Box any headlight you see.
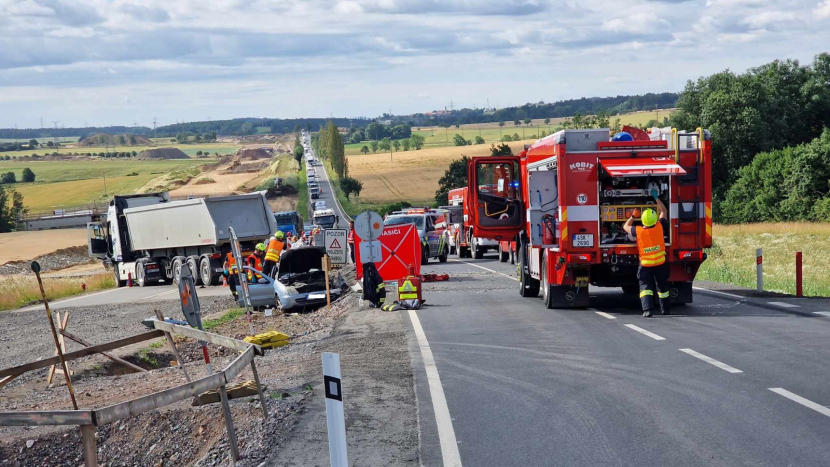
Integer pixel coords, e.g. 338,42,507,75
285,287,299,295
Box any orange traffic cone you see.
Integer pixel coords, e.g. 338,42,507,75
127,272,133,287
222,276,228,287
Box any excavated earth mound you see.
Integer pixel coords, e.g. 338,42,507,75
137,147,189,160
236,147,273,161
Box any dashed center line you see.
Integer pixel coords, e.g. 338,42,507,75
767,301,800,308
679,348,743,373
813,312,830,317
769,388,830,418
449,259,518,281
593,311,617,320
624,324,666,341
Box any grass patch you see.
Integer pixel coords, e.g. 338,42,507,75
202,307,246,331
0,273,115,312
138,348,161,368
697,223,830,297
148,340,165,349
193,177,216,185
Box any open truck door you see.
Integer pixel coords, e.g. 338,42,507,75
467,156,524,240
87,222,109,259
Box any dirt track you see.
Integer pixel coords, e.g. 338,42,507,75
0,229,87,264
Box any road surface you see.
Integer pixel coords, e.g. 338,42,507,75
304,132,351,223
405,252,830,466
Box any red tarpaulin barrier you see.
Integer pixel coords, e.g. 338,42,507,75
355,223,421,281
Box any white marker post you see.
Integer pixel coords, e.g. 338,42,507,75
322,352,348,467
756,248,763,293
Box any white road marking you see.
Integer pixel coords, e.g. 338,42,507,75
16,288,120,311
813,312,830,317
593,311,617,320
449,259,517,282
769,388,830,418
679,348,743,373
624,324,666,341
692,286,745,300
140,289,178,301
408,310,462,467
767,301,800,308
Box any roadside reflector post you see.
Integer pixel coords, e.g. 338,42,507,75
756,248,763,293
796,251,803,297
322,352,348,467
324,254,331,310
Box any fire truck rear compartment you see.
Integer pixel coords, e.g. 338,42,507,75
598,170,671,246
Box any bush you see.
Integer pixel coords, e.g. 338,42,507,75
0,172,15,184
512,133,521,141
340,176,364,200
474,135,485,145
126,172,139,177
453,134,468,146
21,168,35,183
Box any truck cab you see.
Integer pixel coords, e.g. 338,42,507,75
466,127,712,308
312,208,339,229
274,210,303,237
445,187,499,259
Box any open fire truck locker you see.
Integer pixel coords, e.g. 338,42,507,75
88,192,278,287
466,127,712,308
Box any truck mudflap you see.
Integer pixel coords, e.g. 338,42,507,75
548,284,589,308
670,281,693,304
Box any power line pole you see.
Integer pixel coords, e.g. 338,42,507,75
153,117,157,136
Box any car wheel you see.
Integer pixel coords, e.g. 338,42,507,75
275,295,285,314
518,243,539,298
541,255,554,309
439,243,448,263
421,245,429,265
455,235,466,258
136,262,147,287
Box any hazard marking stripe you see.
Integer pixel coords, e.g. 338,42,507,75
329,238,342,249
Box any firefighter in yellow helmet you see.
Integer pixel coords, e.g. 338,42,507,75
262,231,285,277
623,190,670,318
247,242,267,283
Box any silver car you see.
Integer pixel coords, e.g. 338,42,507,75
239,247,342,312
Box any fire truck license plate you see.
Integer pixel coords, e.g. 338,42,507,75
573,234,594,248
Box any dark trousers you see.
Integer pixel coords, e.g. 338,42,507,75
349,244,355,263
638,262,670,313
262,259,276,278
227,273,238,297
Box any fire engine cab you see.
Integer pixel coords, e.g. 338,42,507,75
444,187,499,259
466,127,712,308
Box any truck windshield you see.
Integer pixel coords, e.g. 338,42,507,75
275,214,296,225
385,215,424,229
314,215,336,225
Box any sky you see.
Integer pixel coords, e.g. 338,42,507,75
0,0,828,129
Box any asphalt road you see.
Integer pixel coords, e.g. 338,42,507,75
304,133,351,224
406,253,830,466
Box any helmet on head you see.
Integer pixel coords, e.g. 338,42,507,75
256,242,267,251
275,231,285,240
641,208,658,227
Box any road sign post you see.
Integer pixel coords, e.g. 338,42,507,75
796,251,803,297
324,229,348,265
756,248,763,293
322,352,348,467
354,211,384,265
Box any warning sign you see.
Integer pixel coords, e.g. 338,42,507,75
324,229,348,264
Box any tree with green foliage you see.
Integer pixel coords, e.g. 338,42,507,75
21,168,35,183
393,140,401,152
28,139,38,148
371,140,379,153
512,133,520,141
118,135,126,145
409,133,425,150
0,184,27,232
340,176,364,200
453,134,468,146
475,135,485,145
523,118,531,127
513,120,520,127
360,145,370,154
294,140,304,168
320,121,346,178
402,139,410,151
434,156,470,206
46,141,54,148
194,134,202,143
379,137,391,153
491,142,513,157
1,172,15,184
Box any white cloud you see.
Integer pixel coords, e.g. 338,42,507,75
816,0,830,19
601,12,670,34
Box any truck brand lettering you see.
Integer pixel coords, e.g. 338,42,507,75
569,162,594,172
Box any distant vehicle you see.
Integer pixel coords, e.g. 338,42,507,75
313,208,339,229
314,201,327,210
446,187,499,259
88,192,277,287
310,185,320,199
302,224,315,236
384,208,450,264
273,210,303,237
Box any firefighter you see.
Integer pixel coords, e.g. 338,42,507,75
347,220,355,263
223,252,239,299
263,231,285,277
247,243,266,283
623,192,670,318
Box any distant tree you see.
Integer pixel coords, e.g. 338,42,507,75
1,172,15,184
434,155,470,205
409,133,425,150
455,124,460,129
293,141,304,167
360,145,370,154
0,184,27,232
475,135,485,145
379,137,391,153
293,124,301,133
46,141,54,148
512,133,521,141
306,123,312,132
129,134,137,144
490,142,513,157
194,134,202,143
402,139,410,151
196,150,203,156
175,133,187,144
21,168,35,183
28,139,38,148
393,140,401,152
523,118,531,126
118,135,126,145
453,134,468,146
371,140,379,153
544,118,550,125
340,176,364,200
513,120,520,127
131,151,137,157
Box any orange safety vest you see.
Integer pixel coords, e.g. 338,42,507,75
636,223,666,267
226,253,238,273
264,238,284,263
247,254,263,281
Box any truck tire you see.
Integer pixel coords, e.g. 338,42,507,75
541,255,554,309
113,266,126,288
621,284,639,295
200,256,220,286
518,244,539,298
472,235,484,259
498,243,509,263
171,257,184,286
136,262,147,287
186,256,201,286
455,234,467,259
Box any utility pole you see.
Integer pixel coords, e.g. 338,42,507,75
51,121,59,148
40,117,43,129
103,173,107,196
153,117,157,136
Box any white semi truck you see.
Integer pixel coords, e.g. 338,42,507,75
88,192,278,287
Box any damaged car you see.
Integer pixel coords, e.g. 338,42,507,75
239,246,345,312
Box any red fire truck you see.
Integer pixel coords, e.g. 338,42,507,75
446,187,499,259
466,127,712,308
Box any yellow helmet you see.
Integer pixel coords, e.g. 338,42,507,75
641,208,658,227
256,242,267,251
275,231,285,240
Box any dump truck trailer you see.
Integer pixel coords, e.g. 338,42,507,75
88,192,278,287
466,127,712,308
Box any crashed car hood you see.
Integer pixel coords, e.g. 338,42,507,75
279,246,324,273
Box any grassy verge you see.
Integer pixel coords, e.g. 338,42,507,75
0,273,115,311
203,307,246,331
697,223,830,297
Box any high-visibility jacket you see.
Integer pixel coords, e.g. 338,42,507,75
226,253,239,273
347,229,354,244
636,223,666,267
247,255,263,281
264,238,284,263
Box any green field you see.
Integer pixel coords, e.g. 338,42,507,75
0,136,80,144
0,142,239,159
345,109,673,155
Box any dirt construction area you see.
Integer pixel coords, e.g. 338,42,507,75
0,230,88,265
0,269,418,466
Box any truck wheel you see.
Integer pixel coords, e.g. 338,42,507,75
518,246,539,298
541,255,554,309
136,262,147,287
113,266,126,288
472,235,484,259
455,235,466,258
621,284,639,295
171,257,184,286
199,257,215,286
498,243,509,263
186,256,202,286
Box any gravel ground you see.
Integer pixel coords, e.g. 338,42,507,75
0,246,95,276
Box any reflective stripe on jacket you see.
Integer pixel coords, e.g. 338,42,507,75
247,255,263,281
636,223,666,267
226,253,239,273
264,238,284,263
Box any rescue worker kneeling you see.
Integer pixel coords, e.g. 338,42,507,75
247,243,268,283
623,192,670,318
